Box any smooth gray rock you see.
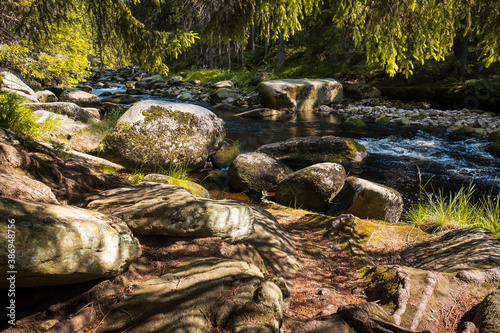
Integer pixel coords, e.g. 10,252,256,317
59,89,103,108
327,177,404,223
0,197,141,287
24,102,99,123
275,163,346,212
87,183,254,241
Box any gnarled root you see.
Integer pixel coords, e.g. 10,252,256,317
411,272,437,330
392,266,411,325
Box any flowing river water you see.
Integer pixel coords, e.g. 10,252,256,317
94,85,500,207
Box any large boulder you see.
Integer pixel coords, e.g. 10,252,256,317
103,100,225,171
86,183,255,241
59,89,103,108
228,152,293,192
474,288,500,333
96,258,285,333
24,102,99,123
402,228,500,272
344,83,382,100
0,70,38,102
0,197,141,287
327,177,404,223
256,136,367,167
257,79,343,111
275,163,346,212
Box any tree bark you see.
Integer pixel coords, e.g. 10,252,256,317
277,29,285,68
264,21,270,58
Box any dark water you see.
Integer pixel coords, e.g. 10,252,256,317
93,85,500,205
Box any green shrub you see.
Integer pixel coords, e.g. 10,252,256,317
0,91,40,136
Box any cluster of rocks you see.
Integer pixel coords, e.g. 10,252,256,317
321,103,500,137
226,136,404,223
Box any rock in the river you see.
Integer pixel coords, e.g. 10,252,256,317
474,288,500,333
275,163,346,212
101,94,140,104
24,102,99,123
327,177,404,223
402,227,500,272
96,258,285,333
228,152,293,192
213,80,234,89
35,90,58,103
257,79,343,111
344,83,382,100
0,173,59,204
87,183,254,241
0,197,141,287
0,70,38,102
486,141,500,158
256,136,367,166
135,74,165,89
59,89,103,108
103,100,225,171
210,88,241,104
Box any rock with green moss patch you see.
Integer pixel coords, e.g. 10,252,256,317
257,79,343,111
0,197,141,288
86,183,254,241
210,88,241,104
375,115,390,125
327,177,404,223
143,174,209,198
256,136,367,167
486,141,500,158
212,138,241,168
228,152,293,192
344,115,366,127
103,100,225,171
275,162,346,212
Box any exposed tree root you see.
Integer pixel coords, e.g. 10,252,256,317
411,272,437,330
337,304,432,333
326,214,355,239
392,266,411,325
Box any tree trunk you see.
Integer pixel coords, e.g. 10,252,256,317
277,29,285,68
251,23,256,54
453,24,468,77
227,41,231,71
264,21,270,58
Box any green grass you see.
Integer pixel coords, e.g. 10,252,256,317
0,91,61,138
405,183,500,235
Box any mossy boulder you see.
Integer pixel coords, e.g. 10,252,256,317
327,177,404,223
275,162,346,212
344,115,366,127
0,197,141,287
143,174,209,198
86,183,255,241
211,138,241,169
257,79,343,111
103,100,225,171
256,136,367,167
228,152,293,192
210,88,241,104
486,141,500,158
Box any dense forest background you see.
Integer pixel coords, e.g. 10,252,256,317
1,0,500,102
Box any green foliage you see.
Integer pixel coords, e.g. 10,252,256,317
0,92,40,136
173,69,256,87
405,183,500,235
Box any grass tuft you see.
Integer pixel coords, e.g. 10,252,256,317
405,182,500,235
